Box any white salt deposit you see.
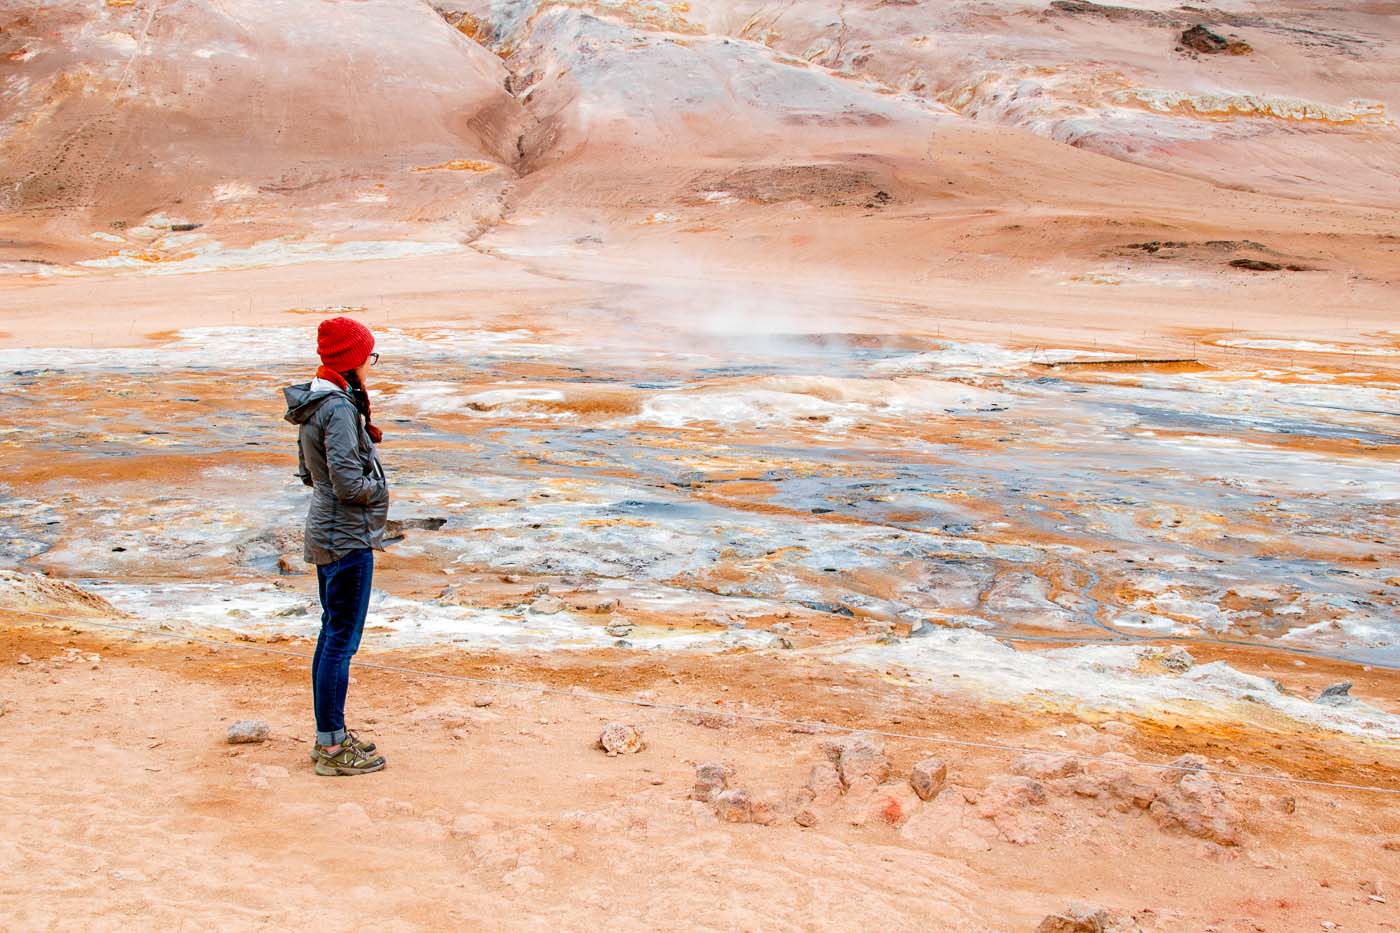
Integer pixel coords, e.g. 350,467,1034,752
843,629,1400,740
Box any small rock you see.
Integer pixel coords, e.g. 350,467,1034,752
472,696,495,708
1037,903,1110,933
804,758,845,807
530,595,565,615
713,789,776,825
819,733,890,790
1081,757,1157,810
1316,682,1353,705
1151,645,1195,673
276,555,307,576
713,788,753,822
226,719,270,744
596,722,644,756
16,654,31,665
981,776,1047,811
1012,752,1082,780
910,757,948,801
1179,23,1251,54
794,808,818,827
604,621,633,637
437,584,472,606
1229,258,1282,272
691,761,735,802
1163,753,1209,782
1149,771,1242,846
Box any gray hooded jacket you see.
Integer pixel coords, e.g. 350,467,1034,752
283,380,389,565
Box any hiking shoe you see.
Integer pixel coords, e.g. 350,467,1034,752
308,729,377,763
315,743,386,777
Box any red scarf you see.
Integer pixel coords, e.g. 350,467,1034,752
316,365,383,443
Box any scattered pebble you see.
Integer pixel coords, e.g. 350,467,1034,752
691,761,735,802
472,696,495,708
910,757,948,801
529,595,565,615
596,722,644,756
16,654,31,666
226,719,270,744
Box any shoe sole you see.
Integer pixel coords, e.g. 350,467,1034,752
309,745,376,763
315,758,386,777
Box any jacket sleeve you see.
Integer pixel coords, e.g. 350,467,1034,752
296,435,313,487
322,402,385,505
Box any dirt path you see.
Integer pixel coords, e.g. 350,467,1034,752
3,621,1397,931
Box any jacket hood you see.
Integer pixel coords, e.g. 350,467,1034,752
283,381,346,425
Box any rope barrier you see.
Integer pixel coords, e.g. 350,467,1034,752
5,604,1400,796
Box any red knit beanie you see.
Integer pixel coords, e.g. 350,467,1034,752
317,317,375,372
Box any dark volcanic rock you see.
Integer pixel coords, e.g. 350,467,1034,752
1180,24,1252,54
1049,0,1169,24
1317,681,1354,705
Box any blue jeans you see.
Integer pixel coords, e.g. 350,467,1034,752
312,548,374,746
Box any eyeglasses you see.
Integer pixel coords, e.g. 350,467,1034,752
369,352,380,367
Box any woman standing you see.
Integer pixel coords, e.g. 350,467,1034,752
282,317,389,776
